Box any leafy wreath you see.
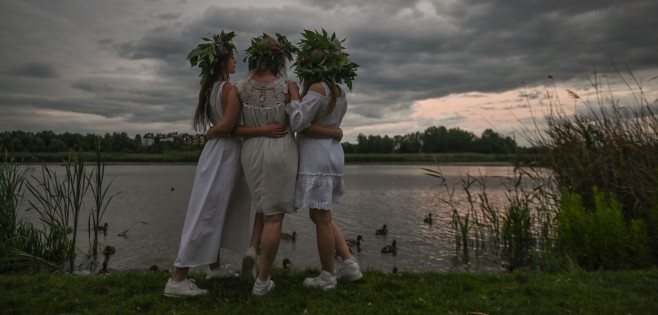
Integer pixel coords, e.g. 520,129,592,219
186,31,237,79
243,33,297,72
294,29,359,91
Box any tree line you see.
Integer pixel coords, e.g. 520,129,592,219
1,126,523,155
0,130,195,154
344,126,521,154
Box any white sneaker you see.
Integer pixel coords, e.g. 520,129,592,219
336,258,363,282
240,247,258,284
252,277,275,296
206,265,238,280
164,278,208,297
303,270,337,290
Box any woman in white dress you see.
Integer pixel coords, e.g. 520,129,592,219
164,31,252,297
233,34,299,296
286,30,362,290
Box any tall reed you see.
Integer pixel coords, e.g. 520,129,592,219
1,152,59,272
88,138,116,257
424,165,559,271
0,152,24,244
26,151,91,272
523,69,658,264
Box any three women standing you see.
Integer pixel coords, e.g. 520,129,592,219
166,29,361,297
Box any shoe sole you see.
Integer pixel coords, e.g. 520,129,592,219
304,284,336,290
339,272,363,282
252,281,275,296
164,292,207,298
303,281,336,290
240,255,256,284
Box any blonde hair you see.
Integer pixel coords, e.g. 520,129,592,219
251,37,287,77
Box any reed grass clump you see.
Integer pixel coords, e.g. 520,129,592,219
528,69,658,266
530,70,658,223
0,139,115,274
429,69,657,272
425,166,558,271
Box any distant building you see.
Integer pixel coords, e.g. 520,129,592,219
142,133,156,146
140,132,205,146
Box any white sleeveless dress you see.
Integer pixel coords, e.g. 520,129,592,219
174,81,254,268
286,83,347,210
236,77,298,215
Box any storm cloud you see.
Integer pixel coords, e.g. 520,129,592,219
1,0,656,143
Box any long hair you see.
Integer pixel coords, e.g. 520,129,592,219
192,52,232,132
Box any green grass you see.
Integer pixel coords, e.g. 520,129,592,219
1,267,657,314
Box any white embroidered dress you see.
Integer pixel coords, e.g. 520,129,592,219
286,83,347,210
237,77,298,215
174,81,253,268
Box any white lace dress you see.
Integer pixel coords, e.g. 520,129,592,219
286,83,347,210
237,77,298,215
174,81,254,268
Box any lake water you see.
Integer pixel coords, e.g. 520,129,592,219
18,163,516,274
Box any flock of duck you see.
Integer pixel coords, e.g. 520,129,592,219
281,213,434,260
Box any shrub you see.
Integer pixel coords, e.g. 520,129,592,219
557,188,651,270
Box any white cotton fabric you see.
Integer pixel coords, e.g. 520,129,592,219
174,81,254,268
286,82,347,210
237,77,298,215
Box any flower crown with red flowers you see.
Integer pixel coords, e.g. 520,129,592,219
294,29,358,91
187,31,237,79
243,33,297,72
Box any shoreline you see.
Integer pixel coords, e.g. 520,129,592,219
8,152,537,166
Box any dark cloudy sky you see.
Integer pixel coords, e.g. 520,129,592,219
1,0,657,144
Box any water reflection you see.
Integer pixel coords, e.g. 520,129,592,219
18,164,516,274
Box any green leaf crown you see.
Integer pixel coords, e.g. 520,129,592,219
243,33,297,72
294,29,359,91
187,31,237,78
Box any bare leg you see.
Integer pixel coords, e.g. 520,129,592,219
310,209,335,274
250,213,264,252
332,222,353,261
258,213,284,280
171,267,189,282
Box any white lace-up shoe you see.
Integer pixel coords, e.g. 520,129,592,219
252,277,275,296
206,265,238,280
240,247,258,284
164,278,208,297
303,270,337,290
336,258,363,281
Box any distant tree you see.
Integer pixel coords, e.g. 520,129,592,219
11,138,23,152
445,127,476,152
48,139,67,152
476,129,518,154
342,142,356,154
421,126,448,153
26,137,45,152
397,132,422,153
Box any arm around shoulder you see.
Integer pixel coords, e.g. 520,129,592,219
206,84,240,139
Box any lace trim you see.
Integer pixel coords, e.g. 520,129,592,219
295,201,332,210
297,173,342,184
242,103,285,110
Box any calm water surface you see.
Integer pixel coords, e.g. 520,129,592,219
20,164,516,274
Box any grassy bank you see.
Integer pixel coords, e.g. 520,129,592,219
2,268,657,314
8,151,537,165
